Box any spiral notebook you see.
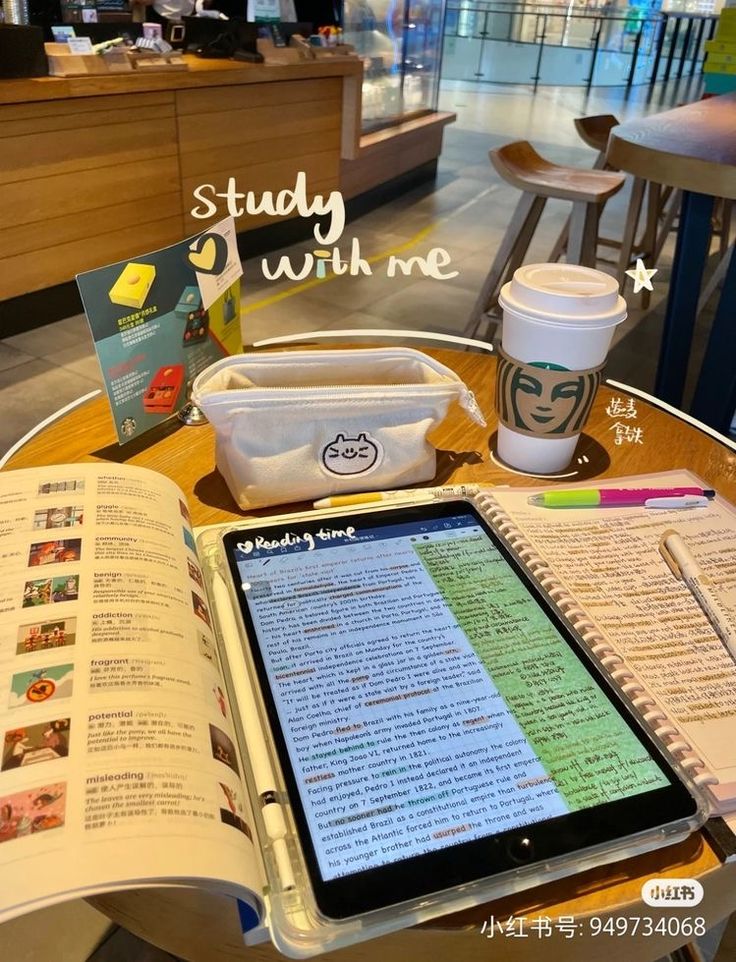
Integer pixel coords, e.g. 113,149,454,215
474,470,736,815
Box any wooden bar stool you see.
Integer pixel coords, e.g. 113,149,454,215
466,141,625,339
549,114,621,262
578,114,675,287
574,113,619,169
553,114,680,309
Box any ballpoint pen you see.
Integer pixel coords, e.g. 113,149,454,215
314,484,485,509
528,487,715,508
212,572,296,890
659,528,736,664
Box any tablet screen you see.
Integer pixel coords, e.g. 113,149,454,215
223,502,695,914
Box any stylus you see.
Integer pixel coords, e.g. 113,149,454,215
659,529,736,664
314,483,484,508
212,572,297,891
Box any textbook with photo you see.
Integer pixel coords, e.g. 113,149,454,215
0,462,725,955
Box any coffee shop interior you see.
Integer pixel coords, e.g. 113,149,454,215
1,0,735,453
1,0,736,958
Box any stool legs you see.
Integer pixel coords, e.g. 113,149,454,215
652,189,681,264
549,220,569,263
468,193,609,339
568,201,600,268
617,177,647,291
466,193,546,339
617,180,682,306
714,199,733,259
698,243,733,315
638,182,661,260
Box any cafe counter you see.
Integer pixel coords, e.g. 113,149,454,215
0,57,454,304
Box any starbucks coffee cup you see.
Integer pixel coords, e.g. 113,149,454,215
495,264,627,474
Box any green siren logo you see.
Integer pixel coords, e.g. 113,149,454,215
496,348,602,439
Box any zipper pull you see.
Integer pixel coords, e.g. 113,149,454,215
458,388,486,426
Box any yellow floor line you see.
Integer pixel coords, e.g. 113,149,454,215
244,224,436,314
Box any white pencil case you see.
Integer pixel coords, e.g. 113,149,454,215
191,348,486,510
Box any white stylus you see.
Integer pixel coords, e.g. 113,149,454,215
212,572,296,891
659,529,736,663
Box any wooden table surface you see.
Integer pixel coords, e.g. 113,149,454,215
607,92,736,199
5,348,736,962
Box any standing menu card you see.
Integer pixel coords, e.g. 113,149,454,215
77,217,243,445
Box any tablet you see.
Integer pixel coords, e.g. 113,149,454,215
221,499,699,920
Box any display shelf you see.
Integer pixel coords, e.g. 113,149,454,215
343,0,446,132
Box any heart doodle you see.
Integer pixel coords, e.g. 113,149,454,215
188,232,229,275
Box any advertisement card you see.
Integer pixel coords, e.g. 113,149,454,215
77,217,242,445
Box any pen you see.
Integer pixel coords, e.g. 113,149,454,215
659,529,736,664
212,573,296,890
528,487,715,508
314,484,484,509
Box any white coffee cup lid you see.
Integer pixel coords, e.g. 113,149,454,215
499,263,627,328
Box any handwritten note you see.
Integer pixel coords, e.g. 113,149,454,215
489,471,736,790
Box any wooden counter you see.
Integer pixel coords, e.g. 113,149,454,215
0,56,453,304
0,56,364,104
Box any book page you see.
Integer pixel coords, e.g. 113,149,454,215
0,463,262,922
488,472,736,800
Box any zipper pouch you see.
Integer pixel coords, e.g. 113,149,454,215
191,348,486,510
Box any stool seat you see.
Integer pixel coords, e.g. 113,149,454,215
574,114,619,155
490,141,625,204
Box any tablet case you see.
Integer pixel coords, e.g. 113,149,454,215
195,508,707,959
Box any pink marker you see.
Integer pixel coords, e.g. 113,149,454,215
527,487,716,508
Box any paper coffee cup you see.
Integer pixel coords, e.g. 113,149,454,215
495,264,627,474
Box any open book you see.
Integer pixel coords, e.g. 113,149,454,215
0,463,267,939
0,463,730,954
479,470,736,815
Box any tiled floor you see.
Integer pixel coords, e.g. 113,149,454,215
0,74,732,962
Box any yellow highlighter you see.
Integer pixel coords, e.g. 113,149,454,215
314,484,483,509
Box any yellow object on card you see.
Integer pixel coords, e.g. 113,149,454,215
705,39,736,53
704,60,736,73
108,262,156,309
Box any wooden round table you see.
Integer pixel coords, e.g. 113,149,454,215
5,347,736,962
607,92,736,436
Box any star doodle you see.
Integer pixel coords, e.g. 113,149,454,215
625,258,658,293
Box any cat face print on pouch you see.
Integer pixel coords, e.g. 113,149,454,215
320,433,383,476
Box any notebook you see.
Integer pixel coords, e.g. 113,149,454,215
475,469,736,815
